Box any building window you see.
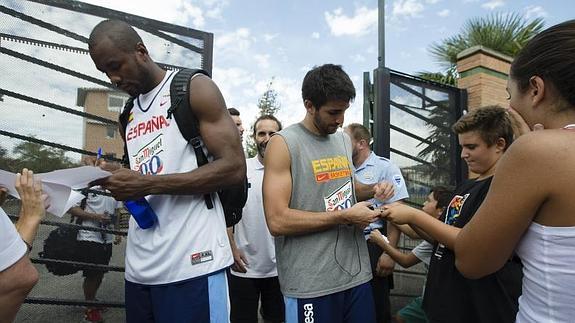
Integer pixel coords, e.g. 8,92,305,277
108,94,126,112
106,125,116,139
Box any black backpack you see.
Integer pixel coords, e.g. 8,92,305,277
39,191,91,276
118,68,247,227
39,224,81,276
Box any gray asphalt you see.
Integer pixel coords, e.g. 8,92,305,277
12,212,422,322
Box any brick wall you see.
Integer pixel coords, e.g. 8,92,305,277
456,45,512,111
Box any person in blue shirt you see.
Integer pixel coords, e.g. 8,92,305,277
344,123,409,323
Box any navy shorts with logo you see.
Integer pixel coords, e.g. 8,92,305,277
125,269,229,323
284,281,375,323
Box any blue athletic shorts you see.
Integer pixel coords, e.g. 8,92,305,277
125,269,230,323
284,281,375,323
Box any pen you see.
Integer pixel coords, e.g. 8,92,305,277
96,147,103,161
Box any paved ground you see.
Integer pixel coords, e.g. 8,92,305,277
14,214,127,323
13,214,425,322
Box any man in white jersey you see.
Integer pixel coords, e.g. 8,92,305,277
88,20,245,323
0,169,46,322
228,115,284,323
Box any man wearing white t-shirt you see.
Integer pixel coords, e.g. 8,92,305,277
69,158,123,323
228,115,284,323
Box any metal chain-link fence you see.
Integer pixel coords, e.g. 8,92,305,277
1,1,213,321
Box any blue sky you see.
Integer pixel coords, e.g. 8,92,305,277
79,0,575,130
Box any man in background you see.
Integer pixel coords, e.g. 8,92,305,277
345,123,409,323
228,115,284,323
228,108,245,141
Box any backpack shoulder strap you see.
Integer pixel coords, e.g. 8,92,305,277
119,97,135,168
167,68,214,209
167,68,209,143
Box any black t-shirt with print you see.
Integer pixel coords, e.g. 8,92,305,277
423,177,523,323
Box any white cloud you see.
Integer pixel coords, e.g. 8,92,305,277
182,3,206,28
437,9,450,17
351,54,366,63
392,0,425,18
524,5,547,19
204,0,228,19
425,0,440,4
311,32,320,39
481,0,504,10
215,28,253,52
83,0,229,28
254,54,271,69
324,7,378,37
400,51,412,59
263,33,279,42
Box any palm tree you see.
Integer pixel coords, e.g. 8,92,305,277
415,13,544,183
430,13,544,70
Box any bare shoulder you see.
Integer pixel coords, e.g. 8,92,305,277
265,135,290,169
507,130,573,162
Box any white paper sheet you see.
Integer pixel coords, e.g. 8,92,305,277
0,166,112,217
39,166,112,189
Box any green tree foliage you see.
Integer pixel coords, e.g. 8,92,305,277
414,14,543,183
430,13,544,70
246,79,281,158
0,140,75,173
418,13,544,87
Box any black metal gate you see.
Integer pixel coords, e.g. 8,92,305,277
363,67,467,307
0,1,213,321
365,68,467,205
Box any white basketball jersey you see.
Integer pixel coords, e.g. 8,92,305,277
124,70,232,285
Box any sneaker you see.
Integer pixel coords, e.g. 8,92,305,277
93,299,108,313
84,308,104,323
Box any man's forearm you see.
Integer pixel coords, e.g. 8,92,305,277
227,227,237,249
354,181,374,202
266,208,348,237
147,158,245,196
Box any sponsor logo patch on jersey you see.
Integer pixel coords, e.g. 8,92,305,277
311,155,351,183
132,134,165,175
324,180,353,211
191,250,214,265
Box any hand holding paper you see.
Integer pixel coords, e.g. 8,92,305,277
0,166,112,217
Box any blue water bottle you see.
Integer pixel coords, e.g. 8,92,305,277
124,198,157,229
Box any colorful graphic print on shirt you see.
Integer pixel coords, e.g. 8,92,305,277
324,180,353,211
311,155,351,183
131,134,165,175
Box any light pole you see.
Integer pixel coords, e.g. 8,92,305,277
372,0,391,158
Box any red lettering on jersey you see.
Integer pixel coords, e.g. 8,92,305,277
126,115,171,141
